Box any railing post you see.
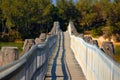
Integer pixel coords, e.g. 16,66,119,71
0,21,59,80
86,46,88,77
68,21,120,80
111,63,113,80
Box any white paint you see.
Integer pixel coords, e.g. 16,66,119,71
68,22,120,80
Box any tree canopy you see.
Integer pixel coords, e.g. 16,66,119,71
0,0,120,41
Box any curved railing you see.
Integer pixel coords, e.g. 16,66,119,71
0,34,57,80
68,22,120,80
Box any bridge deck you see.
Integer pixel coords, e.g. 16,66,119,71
45,31,86,80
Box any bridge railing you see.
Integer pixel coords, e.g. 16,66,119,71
0,34,57,80
68,22,120,80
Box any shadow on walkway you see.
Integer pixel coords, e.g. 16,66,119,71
45,31,86,80
51,32,69,80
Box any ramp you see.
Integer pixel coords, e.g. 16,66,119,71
45,31,86,80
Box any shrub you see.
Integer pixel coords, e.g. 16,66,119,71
112,34,120,42
9,30,21,42
91,27,103,37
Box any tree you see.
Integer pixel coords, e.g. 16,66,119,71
76,0,95,30
0,0,56,40
91,27,103,37
56,0,79,31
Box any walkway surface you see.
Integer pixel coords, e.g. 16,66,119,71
45,31,86,80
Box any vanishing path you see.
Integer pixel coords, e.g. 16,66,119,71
45,31,86,80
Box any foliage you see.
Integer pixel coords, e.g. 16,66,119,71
56,0,79,31
91,27,103,37
0,42,23,53
114,45,120,63
115,45,120,56
111,22,120,34
0,0,120,41
0,0,56,40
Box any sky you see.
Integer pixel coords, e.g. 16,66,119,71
52,0,114,5
52,0,78,6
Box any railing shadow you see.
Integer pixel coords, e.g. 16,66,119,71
61,32,68,80
51,32,69,80
51,32,61,80
62,32,72,80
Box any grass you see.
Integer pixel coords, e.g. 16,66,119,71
0,42,23,54
0,41,120,63
114,45,120,63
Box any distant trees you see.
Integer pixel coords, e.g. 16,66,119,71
75,0,120,41
56,0,78,31
0,0,120,41
0,0,56,41
91,27,103,37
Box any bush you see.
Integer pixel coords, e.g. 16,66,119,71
111,22,120,34
91,27,103,37
9,30,21,42
0,30,22,42
112,34,120,42
0,35,9,42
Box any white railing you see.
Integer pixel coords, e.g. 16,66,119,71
68,22,120,80
0,35,57,80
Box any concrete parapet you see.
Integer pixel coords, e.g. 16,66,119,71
90,40,99,47
69,21,79,36
23,39,35,53
50,21,60,35
0,51,4,66
35,33,47,44
0,32,57,79
35,38,40,44
101,41,115,58
79,34,84,39
0,47,18,66
83,36,92,43
39,33,46,42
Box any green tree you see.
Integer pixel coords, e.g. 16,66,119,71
76,0,95,30
56,0,79,31
0,0,56,40
91,27,103,37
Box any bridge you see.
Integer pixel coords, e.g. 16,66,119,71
0,22,120,80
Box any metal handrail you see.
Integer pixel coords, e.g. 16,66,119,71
68,22,120,80
0,35,57,80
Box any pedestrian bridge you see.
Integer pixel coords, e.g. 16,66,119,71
0,22,120,80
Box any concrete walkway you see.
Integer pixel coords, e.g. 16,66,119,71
45,31,86,80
